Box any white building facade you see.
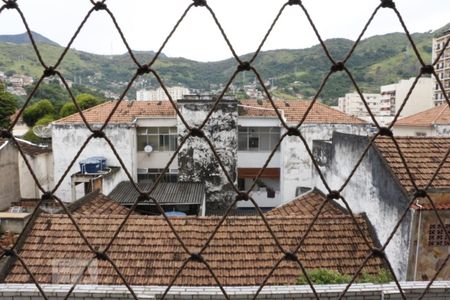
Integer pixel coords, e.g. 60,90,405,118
136,86,190,101
432,30,450,106
52,98,369,210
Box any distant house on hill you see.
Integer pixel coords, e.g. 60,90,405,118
51,96,369,214
313,132,450,281
393,104,450,136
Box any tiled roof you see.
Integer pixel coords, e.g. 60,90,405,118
266,189,346,217
54,101,176,124
16,139,51,156
108,181,205,205
411,203,450,210
375,137,450,191
0,138,51,156
69,191,134,216
54,99,365,125
395,104,450,127
240,99,366,125
5,214,384,286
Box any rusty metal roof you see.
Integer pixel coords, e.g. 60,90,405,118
108,181,205,206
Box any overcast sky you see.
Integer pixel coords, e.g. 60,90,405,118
0,0,449,62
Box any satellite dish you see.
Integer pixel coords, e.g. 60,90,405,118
144,145,153,153
33,125,52,138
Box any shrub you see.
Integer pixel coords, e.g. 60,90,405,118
297,268,392,285
22,99,54,127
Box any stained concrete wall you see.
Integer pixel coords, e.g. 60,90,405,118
0,141,20,210
312,132,412,280
177,98,238,211
408,208,450,281
280,124,371,203
19,151,53,199
52,124,137,202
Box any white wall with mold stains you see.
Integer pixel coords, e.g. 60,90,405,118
280,123,371,203
51,124,137,202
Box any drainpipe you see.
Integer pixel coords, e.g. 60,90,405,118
413,200,423,281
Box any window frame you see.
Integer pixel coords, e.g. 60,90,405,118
137,127,178,152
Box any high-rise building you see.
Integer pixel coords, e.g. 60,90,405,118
432,30,450,106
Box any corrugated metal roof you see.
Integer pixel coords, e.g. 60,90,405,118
108,181,205,205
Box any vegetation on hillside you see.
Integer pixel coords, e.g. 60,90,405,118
1,23,449,106
0,84,17,128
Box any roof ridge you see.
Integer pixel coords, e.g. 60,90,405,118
431,103,449,125
54,100,114,124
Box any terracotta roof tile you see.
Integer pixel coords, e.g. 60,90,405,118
395,104,450,127
266,189,346,217
71,192,135,216
54,99,365,125
0,138,51,156
240,99,366,125
5,214,384,286
54,101,176,125
375,137,450,191
411,203,450,210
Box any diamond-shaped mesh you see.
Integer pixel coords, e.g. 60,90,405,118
1,0,450,299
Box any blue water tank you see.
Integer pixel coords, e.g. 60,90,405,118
79,158,102,174
90,156,107,170
165,211,187,217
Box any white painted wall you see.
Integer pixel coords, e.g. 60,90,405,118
280,124,370,203
137,152,178,169
0,141,20,210
237,152,280,168
394,77,433,117
52,124,137,202
19,151,53,199
393,126,432,137
313,132,412,280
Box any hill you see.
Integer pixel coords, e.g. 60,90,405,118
0,31,60,46
1,23,449,104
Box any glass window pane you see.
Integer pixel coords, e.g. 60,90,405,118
169,135,177,151
249,137,259,150
159,127,169,134
238,133,247,150
148,135,159,150
259,134,270,151
147,128,158,134
137,135,147,151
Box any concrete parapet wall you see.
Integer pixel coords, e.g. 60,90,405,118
1,282,450,299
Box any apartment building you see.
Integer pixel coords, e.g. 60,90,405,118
432,30,450,106
51,97,368,212
136,86,190,101
338,92,383,116
380,77,433,117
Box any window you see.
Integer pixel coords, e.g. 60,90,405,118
428,224,450,246
137,168,178,183
238,127,280,151
415,132,427,137
137,127,177,151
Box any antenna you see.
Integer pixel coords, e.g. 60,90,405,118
33,125,52,139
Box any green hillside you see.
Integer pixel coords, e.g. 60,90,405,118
1,23,449,104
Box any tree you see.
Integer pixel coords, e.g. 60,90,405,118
59,93,101,118
22,99,55,127
0,84,17,129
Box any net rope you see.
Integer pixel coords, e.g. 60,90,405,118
0,0,449,299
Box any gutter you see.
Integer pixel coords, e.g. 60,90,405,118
413,201,423,281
